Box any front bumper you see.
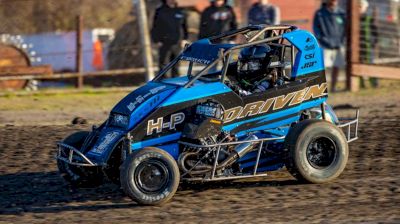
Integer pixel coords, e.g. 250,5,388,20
338,110,359,143
56,142,101,167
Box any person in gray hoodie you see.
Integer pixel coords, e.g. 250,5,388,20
313,0,346,92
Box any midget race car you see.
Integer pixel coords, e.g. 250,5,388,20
57,25,359,205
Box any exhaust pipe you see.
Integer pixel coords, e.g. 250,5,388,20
218,135,258,168
179,135,259,175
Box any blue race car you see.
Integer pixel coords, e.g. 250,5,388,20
57,25,359,205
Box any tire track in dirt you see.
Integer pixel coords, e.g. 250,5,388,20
0,112,399,223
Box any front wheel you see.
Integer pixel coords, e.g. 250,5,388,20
285,119,349,184
120,147,180,205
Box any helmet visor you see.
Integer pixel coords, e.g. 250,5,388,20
238,59,262,72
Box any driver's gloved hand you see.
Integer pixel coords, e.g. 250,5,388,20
254,81,271,93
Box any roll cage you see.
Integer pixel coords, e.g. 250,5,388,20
153,25,298,88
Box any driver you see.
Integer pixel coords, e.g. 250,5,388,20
234,44,283,95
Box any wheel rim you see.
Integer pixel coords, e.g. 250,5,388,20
135,159,169,194
306,136,337,169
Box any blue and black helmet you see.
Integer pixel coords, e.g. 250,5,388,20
238,44,271,73
239,44,271,60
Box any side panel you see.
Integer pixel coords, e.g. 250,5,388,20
129,71,327,141
128,82,240,143
128,71,327,151
283,30,325,78
222,71,327,135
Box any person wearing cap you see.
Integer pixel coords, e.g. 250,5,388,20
198,0,238,40
248,0,280,25
359,0,379,88
313,0,346,92
151,0,188,77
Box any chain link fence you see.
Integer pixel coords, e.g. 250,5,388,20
347,0,400,90
359,0,400,65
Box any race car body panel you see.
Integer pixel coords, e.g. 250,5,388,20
283,30,325,78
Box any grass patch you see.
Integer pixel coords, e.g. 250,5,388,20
0,80,399,112
0,91,130,111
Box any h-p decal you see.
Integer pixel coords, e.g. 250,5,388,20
147,112,185,135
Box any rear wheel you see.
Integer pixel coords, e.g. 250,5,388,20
120,147,180,205
57,131,103,187
285,119,348,183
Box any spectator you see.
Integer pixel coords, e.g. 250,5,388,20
151,0,188,77
359,0,379,88
198,0,237,40
313,0,346,92
248,0,280,25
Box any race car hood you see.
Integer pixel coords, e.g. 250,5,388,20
110,81,178,129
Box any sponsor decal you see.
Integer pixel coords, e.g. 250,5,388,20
305,44,316,51
224,83,328,123
91,131,121,154
147,112,185,135
305,53,315,60
301,61,317,69
181,56,211,65
127,86,166,112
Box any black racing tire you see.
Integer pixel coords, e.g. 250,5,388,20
120,147,180,205
104,143,124,186
285,119,348,184
57,131,103,187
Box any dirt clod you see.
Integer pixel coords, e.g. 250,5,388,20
71,117,88,125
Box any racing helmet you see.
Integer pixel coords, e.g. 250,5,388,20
237,44,271,76
237,44,271,87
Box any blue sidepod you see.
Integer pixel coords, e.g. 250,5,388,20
85,82,178,163
84,79,233,163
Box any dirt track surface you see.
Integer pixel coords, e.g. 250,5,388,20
1,92,400,223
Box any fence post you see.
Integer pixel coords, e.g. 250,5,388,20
76,15,84,88
133,0,155,81
346,0,360,92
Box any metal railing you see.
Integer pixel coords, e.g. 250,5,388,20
338,110,360,143
56,142,99,167
179,135,285,182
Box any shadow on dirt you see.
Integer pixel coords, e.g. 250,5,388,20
0,171,297,214
0,171,133,214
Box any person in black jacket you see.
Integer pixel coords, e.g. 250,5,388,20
151,0,188,77
198,0,237,40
